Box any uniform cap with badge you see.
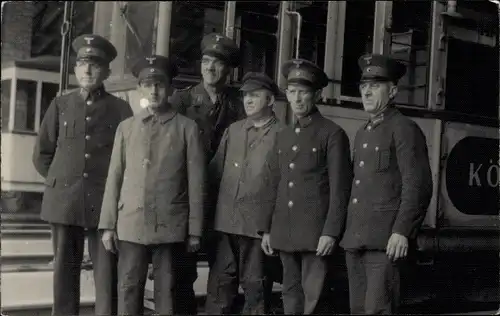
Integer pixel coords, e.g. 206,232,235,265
281,59,329,90
358,54,407,84
72,34,117,64
131,55,178,83
201,33,240,67
240,72,280,96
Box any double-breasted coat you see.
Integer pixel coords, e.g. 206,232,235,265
98,108,206,245
32,87,133,228
340,108,433,250
259,107,353,252
210,116,285,239
170,82,245,161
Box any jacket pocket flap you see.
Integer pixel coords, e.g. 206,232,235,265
44,176,56,187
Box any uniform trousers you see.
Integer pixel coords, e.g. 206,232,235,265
345,250,401,314
117,240,186,316
51,224,117,316
279,251,328,315
205,233,265,314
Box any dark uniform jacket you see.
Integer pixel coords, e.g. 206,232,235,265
170,82,245,161
98,108,206,245
340,108,433,251
259,107,353,252
210,115,285,239
32,87,133,228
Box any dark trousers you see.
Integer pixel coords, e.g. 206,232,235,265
280,251,327,315
205,233,265,314
345,250,401,314
51,224,117,316
117,241,184,316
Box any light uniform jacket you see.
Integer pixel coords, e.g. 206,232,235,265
210,115,285,239
32,87,133,228
98,107,206,245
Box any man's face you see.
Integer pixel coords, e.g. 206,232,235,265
201,54,229,85
286,83,318,117
359,80,397,114
138,80,170,110
74,60,109,90
243,89,273,119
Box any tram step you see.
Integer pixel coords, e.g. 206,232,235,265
1,229,52,239
0,213,45,224
1,222,51,230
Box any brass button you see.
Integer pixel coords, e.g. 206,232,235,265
63,121,68,126
234,162,239,167
375,146,379,151
352,198,358,204
85,135,91,140
312,148,317,152
85,116,91,122
295,128,301,134
289,163,295,169
84,153,90,159
292,145,298,152
83,173,88,178
288,181,294,188
363,143,368,148
86,100,93,106
367,125,372,131
359,161,365,167
355,179,360,185
288,201,294,208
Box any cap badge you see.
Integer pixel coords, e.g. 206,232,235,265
84,36,94,45
366,67,372,73
292,60,303,68
85,48,92,53
150,68,156,73
145,57,156,65
212,44,220,50
294,70,302,77
363,55,372,65
215,34,224,42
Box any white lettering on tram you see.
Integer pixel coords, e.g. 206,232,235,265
486,164,500,187
469,163,482,187
468,162,499,188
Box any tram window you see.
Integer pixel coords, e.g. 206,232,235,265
445,38,499,119
170,1,225,77
390,1,431,108
1,80,11,132
293,1,327,70
341,1,375,98
123,1,157,74
234,2,279,81
13,80,37,132
40,82,59,121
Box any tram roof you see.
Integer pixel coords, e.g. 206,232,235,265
1,55,76,74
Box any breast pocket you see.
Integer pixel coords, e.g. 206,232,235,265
376,148,391,172
296,144,322,171
61,120,76,138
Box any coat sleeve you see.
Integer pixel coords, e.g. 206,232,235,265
322,128,353,238
186,122,206,237
98,122,126,231
32,98,59,177
391,120,433,238
257,136,281,235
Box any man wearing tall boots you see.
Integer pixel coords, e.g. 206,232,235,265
32,34,133,315
259,59,353,315
340,54,433,314
170,32,245,314
99,55,206,315
205,72,284,314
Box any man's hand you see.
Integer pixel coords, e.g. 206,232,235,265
261,233,275,256
101,230,118,253
386,232,408,262
316,235,336,256
187,235,201,253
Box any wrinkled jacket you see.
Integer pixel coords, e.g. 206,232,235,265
210,116,285,238
98,108,206,245
340,108,433,250
32,87,133,228
259,108,353,252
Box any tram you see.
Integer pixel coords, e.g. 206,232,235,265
1,0,498,310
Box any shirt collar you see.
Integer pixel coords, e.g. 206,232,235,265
80,85,106,102
139,105,177,124
295,106,320,128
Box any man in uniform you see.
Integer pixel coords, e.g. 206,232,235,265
205,72,284,314
98,55,206,315
32,34,133,316
340,54,433,314
170,32,245,314
259,59,353,315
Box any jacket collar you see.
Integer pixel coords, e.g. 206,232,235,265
364,107,399,130
79,85,106,102
139,105,177,124
295,106,320,128
243,114,277,130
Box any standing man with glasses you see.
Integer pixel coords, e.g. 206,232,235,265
340,54,432,314
32,34,133,316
